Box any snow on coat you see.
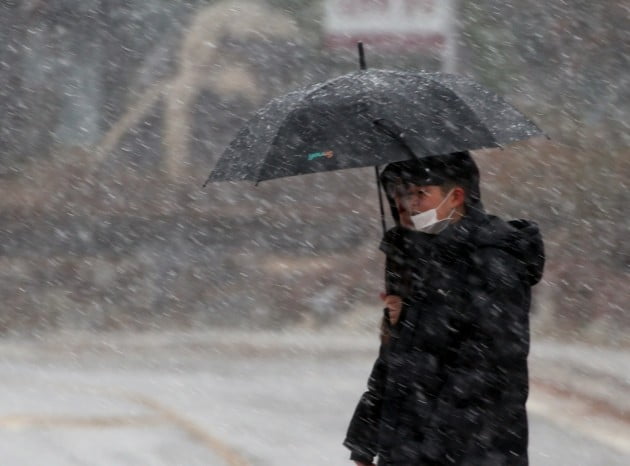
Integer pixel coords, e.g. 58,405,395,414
344,209,545,465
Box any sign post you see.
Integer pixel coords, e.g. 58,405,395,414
324,0,457,72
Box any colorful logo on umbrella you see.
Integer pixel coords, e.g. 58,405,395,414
307,150,334,161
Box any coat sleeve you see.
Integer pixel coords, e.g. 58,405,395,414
418,247,531,462
343,343,388,463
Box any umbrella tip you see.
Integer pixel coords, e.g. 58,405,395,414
358,42,367,70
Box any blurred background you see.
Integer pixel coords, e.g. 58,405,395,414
1,0,628,344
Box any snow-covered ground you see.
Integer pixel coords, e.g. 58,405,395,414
0,330,628,465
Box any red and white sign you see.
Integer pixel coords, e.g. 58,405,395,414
324,0,456,69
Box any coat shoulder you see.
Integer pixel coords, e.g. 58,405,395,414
472,215,545,287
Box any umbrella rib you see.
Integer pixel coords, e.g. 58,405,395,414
419,73,502,150
251,91,306,182
253,105,301,182
369,68,499,149
254,73,359,182
403,69,542,146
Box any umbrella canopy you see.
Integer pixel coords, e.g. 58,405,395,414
204,69,544,184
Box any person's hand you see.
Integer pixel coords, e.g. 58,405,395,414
380,292,402,325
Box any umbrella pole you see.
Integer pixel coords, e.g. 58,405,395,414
375,166,387,234
358,42,386,234
358,42,367,70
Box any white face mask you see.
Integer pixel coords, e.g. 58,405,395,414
410,189,455,234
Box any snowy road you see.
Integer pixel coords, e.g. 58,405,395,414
0,331,628,465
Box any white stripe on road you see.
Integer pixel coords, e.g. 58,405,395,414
0,378,252,466
0,414,161,429
529,380,630,455
123,392,251,466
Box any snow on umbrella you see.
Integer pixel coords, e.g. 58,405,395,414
204,68,544,184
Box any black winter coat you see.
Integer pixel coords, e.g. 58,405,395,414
344,210,545,466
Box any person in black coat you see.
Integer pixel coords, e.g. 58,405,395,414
344,152,545,466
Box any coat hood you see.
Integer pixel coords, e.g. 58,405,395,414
381,212,545,288
473,216,545,286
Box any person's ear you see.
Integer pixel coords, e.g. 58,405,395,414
451,187,466,208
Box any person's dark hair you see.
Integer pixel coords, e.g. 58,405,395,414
438,180,458,197
380,151,483,213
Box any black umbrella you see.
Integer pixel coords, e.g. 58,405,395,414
204,44,544,230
